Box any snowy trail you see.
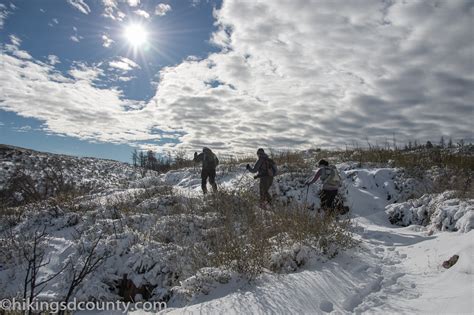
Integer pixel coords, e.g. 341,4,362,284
156,167,473,314
162,224,454,314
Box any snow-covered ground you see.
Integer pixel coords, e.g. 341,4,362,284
158,167,473,314
161,230,473,314
0,144,147,193
1,148,472,314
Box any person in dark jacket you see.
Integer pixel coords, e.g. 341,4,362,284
305,159,341,211
194,147,219,194
246,148,274,207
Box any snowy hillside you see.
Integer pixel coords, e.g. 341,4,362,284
0,147,472,314
0,144,149,205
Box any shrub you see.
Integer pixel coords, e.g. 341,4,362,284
153,189,356,279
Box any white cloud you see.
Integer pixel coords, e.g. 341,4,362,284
145,0,474,152
48,55,60,65
101,0,125,21
155,3,171,16
102,34,114,48
12,50,32,60
190,0,201,7
70,35,80,42
109,57,140,71
0,4,10,29
101,0,117,7
134,9,150,19
9,34,21,46
68,62,103,81
4,38,32,60
117,11,126,20
127,0,140,7
0,0,472,154
13,125,32,133
118,76,134,82
67,0,91,15
0,54,157,145
49,18,59,27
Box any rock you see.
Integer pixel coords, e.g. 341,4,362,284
442,255,459,269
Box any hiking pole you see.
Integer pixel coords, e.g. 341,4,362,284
236,167,248,189
304,185,309,206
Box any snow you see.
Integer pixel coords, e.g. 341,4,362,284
386,191,474,232
162,225,473,315
1,146,473,314
158,165,473,314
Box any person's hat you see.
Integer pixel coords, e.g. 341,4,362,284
318,159,329,166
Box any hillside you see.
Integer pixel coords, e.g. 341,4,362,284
0,146,472,314
0,144,148,205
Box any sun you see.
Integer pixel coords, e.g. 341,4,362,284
124,24,148,47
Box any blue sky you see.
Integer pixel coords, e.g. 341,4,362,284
1,0,221,162
1,0,473,163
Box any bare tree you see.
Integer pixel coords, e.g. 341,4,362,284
60,234,110,314
139,151,146,168
439,136,445,148
146,150,157,170
20,227,67,314
132,149,138,167
448,137,453,148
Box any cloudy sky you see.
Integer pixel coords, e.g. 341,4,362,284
1,0,473,162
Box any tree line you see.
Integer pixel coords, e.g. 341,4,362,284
131,149,193,172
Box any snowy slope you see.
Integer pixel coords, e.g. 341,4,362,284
1,150,472,314
158,167,473,314
0,144,146,193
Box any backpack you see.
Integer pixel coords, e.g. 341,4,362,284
321,165,341,187
264,157,278,177
203,151,219,169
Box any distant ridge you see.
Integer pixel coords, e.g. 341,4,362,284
0,143,124,163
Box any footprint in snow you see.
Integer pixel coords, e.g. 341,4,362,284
383,272,406,287
319,300,333,313
342,276,383,311
382,258,402,265
374,247,385,253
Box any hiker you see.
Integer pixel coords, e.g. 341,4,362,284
246,148,277,207
194,147,219,194
305,159,341,211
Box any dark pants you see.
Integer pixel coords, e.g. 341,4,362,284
201,168,217,194
259,176,273,203
320,189,338,210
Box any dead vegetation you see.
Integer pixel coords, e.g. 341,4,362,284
148,188,357,279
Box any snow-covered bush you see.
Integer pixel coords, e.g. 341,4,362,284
170,267,234,304
268,241,312,273
386,191,474,232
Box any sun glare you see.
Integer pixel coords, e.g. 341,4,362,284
124,24,148,47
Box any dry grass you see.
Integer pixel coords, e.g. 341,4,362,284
159,188,356,278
